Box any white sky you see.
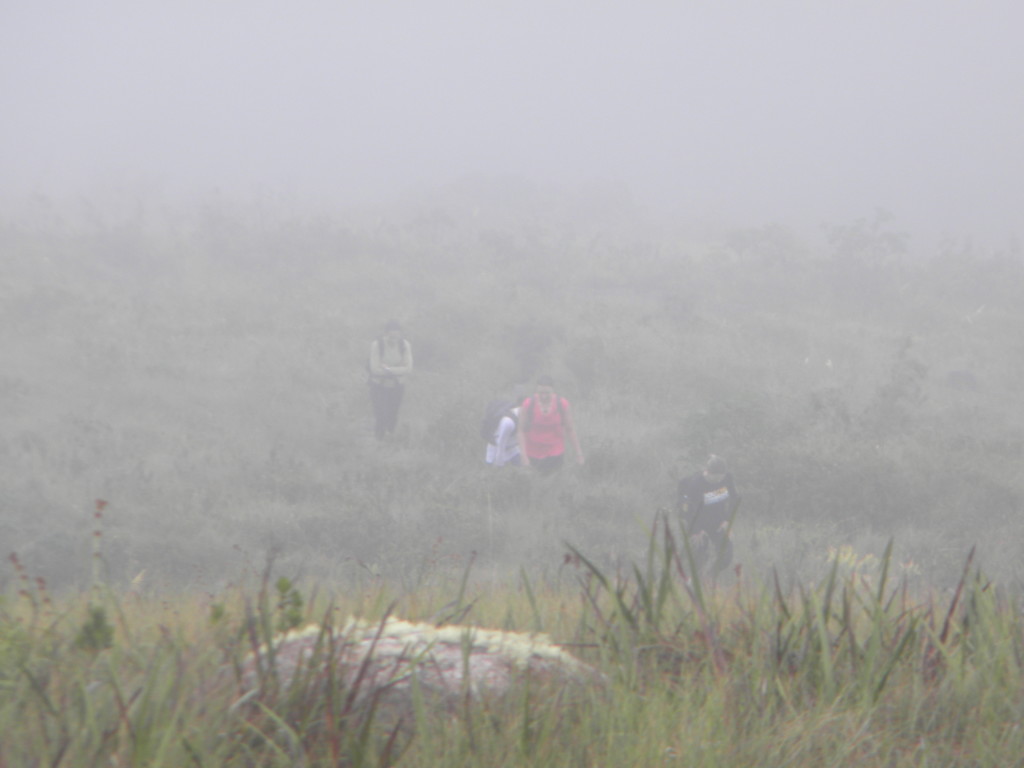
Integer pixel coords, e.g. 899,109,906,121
2,1,1022,240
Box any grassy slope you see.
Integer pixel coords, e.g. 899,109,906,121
2,530,1023,766
2,185,1024,764
1,186,1023,595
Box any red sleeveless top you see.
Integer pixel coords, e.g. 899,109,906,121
521,396,568,459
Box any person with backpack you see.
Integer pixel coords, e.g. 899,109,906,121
367,320,412,440
677,455,740,579
516,376,584,474
482,400,521,467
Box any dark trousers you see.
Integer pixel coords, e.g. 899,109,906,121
369,381,404,439
687,527,733,577
707,533,734,576
531,453,565,475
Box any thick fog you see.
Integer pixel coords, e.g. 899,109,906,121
2,1,1022,243
5,2,1024,594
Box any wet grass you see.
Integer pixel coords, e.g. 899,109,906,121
3,521,1023,767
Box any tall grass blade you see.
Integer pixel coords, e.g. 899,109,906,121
17,664,59,719
564,543,638,633
341,603,397,718
676,523,706,612
940,546,975,645
808,589,836,699
822,553,840,620
519,567,543,633
660,516,726,674
773,568,792,622
876,538,894,603
631,565,655,631
872,617,919,703
249,702,303,764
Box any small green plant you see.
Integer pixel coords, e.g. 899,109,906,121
74,604,114,651
825,544,879,575
275,576,304,633
5,533,1024,767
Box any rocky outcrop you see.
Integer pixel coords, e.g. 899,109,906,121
236,616,603,724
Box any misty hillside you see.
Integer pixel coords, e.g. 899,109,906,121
2,184,1023,592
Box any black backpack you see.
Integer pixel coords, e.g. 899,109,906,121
480,399,517,444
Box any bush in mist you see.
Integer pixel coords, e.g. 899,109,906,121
2,186,1022,592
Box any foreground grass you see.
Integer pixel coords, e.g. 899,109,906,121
3,530,1023,767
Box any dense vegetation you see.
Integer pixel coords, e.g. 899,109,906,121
3,520,1024,766
2,180,1022,595
3,181,1023,764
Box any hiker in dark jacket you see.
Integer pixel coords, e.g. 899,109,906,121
368,320,412,439
677,455,740,578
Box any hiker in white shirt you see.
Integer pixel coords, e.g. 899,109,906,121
485,407,521,467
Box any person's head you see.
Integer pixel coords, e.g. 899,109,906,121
703,454,728,483
384,319,402,342
535,375,556,405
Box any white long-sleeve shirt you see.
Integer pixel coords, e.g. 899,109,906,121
485,410,520,467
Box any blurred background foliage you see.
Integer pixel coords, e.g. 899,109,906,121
2,180,1022,593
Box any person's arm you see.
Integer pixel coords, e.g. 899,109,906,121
493,416,514,467
368,340,387,377
726,477,740,511
376,339,412,381
516,399,531,467
387,340,413,377
562,400,584,464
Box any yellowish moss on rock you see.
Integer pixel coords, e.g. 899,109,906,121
240,615,602,718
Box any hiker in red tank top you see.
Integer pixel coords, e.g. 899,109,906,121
517,376,584,474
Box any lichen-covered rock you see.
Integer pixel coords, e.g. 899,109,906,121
237,616,602,720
